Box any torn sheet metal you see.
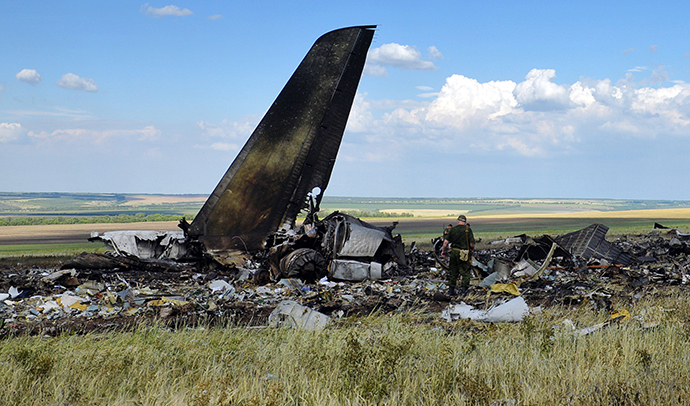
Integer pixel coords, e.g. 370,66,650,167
473,258,491,275
322,212,406,266
555,224,632,266
493,258,513,280
187,26,376,252
335,218,390,257
478,272,499,288
329,259,382,281
89,230,187,260
442,297,529,323
268,300,330,330
511,259,539,278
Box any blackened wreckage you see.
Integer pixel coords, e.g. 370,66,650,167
90,26,407,282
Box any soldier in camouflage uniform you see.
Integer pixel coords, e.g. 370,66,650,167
441,215,475,296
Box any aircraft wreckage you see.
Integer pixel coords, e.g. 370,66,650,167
88,26,407,282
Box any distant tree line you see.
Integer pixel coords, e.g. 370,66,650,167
0,213,195,226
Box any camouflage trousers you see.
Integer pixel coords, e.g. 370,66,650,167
448,249,471,288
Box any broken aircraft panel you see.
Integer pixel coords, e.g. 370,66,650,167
267,212,407,282
89,230,187,260
555,224,632,266
187,26,376,253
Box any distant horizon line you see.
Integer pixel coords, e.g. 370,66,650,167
0,191,689,202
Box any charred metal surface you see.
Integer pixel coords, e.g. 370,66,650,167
265,212,408,282
556,224,633,266
188,26,376,252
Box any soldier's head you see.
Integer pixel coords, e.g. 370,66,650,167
457,214,467,225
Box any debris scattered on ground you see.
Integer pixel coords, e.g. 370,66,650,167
2,223,689,336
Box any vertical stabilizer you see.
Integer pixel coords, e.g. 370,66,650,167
188,26,376,252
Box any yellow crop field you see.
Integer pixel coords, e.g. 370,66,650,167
122,194,208,206
472,207,690,219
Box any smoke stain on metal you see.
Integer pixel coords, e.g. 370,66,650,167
188,26,376,253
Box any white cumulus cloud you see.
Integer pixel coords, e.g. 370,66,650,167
16,69,42,84
345,68,690,158
363,64,388,77
425,74,517,128
56,73,98,92
367,43,437,71
346,93,375,133
208,14,223,20
569,82,596,107
0,122,24,142
514,69,569,111
141,4,193,17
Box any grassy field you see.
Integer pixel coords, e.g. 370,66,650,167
4,193,690,219
3,195,690,404
0,192,204,217
319,197,690,217
3,193,690,255
1,293,688,405
0,243,105,256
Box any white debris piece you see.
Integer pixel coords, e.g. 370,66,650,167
208,279,233,293
268,300,330,330
9,286,22,299
60,293,88,308
42,269,77,282
90,230,187,259
442,297,529,323
511,259,539,278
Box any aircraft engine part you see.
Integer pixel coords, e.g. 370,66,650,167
279,248,327,280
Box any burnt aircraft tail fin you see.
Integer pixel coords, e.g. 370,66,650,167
188,26,376,252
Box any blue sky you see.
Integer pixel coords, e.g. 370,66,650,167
2,1,690,199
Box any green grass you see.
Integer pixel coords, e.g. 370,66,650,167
0,243,105,257
1,294,689,405
319,196,690,216
0,192,203,217
5,193,690,219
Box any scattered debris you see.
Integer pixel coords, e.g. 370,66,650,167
6,26,688,336
2,222,690,335
559,310,631,336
